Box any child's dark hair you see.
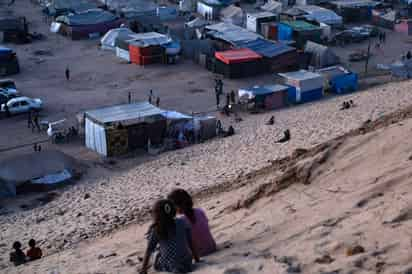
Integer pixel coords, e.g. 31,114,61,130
13,241,21,250
168,189,196,224
152,199,177,240
28,239,36,247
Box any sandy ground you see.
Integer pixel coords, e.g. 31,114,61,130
5,104,412,274
3,1,412,273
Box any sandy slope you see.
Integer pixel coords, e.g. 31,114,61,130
5,103,412,274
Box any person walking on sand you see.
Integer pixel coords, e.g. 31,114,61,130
156,96,160,107
148,90,153,104
65,67,70,81
230,90,236,104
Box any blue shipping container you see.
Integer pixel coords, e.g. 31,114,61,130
287,86,323,104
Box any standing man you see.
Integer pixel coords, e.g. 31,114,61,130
33,112,41,133
27,110,33,129
128,92,131,104
148,89,153,104
5,103,10,117
156,96,160,107
65,66,70,81
230,90,236,104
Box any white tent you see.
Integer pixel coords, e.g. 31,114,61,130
261,1,282,13
304,41,340,68
220,5,244,26
100,28,136,51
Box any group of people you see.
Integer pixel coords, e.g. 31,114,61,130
340,100,355,110
10,239,42,266
216,120,235,137
148,90,161,107
140,189,216,274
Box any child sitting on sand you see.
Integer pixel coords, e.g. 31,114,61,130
168,189,217,257
9,241,26,266
26,239,42,261
140,199,199,274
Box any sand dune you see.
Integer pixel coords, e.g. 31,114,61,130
5,100,412,274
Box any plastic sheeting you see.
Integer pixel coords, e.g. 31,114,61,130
31,169,72,185
304,41,339,68
56,9,118,26
85,117,107,156
127,32,172,47
235,38,295,58
297,5,343,25
206,22,261,45
100,28,136,50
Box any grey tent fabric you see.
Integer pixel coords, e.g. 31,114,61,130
304,41,339,68
56,9,118,26
0,150,80,198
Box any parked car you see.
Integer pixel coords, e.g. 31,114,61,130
0,79,17,90
0,91,17,105
0,96,42,114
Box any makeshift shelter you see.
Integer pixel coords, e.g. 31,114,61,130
296,5,343,26
316,66,358,94
220,5,244,26
43,0,98,17
329,0,377,23
180,0,196,12
156,6,178,21
238,84,290,109
280,7,306,21
214,48,264,78
0,16,29,44
205,22,261,46
197,0,231,20
235,38,298,72
304,41,339,68
55,9,124,40
279,70,324,103
260,22,278,40
85,102,167,157
372,9,396,29
246,12,278,34
0,47,19,76
0,150,80,198
261,1,283,13
127,32,171,65
278,20,322,48
100,27,136,51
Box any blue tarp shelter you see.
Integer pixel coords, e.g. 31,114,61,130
235,38,295,58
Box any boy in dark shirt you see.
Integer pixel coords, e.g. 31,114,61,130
10,241,26,266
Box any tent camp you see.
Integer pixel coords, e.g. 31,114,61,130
304,41,339,68
100,27,136,50
85,102,167,156
55,9,124,40
220,5,244,26
0,150,80,198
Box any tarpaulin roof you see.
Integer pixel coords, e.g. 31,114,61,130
185,17,209,28
128,32,172,47
331,0,378,8
280,20,321,31
46,0,98,13
235,38,295,58
0,47,13,54
215,48,262,64
297,5,343,25
85,102,165,125
206,22,261,45
261,1,282,13
279,70,323,81
239,84,289,97
56,9,118,26
200,0,232,6
100,28,136,50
